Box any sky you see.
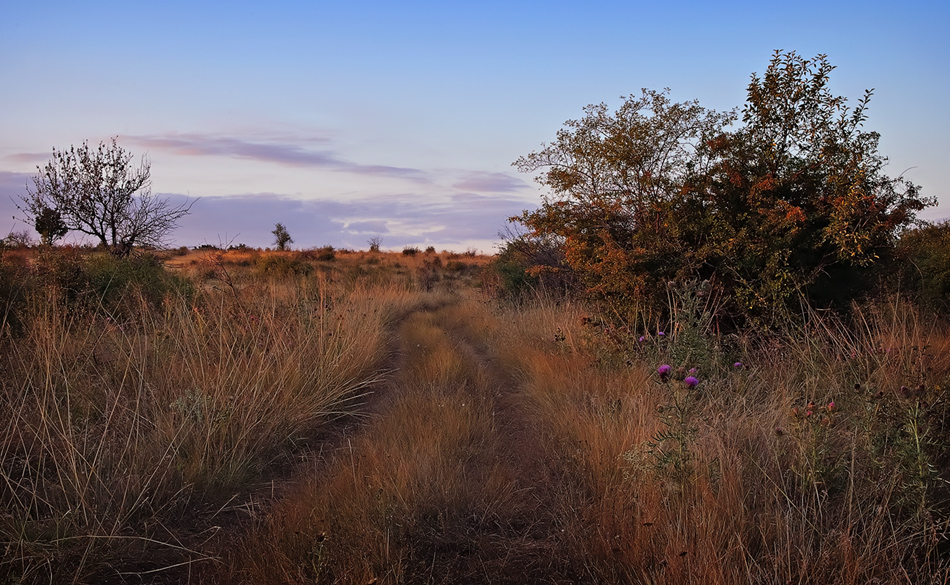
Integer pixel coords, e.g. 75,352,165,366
1,0,948,252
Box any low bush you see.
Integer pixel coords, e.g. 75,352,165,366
254,253,313,277
896,221,950,315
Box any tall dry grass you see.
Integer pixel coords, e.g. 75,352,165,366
486,292,950,584
229,309,533,584
4,246,948,583
0,251,449,583
220,286,950,583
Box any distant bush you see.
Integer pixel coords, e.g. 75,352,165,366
1,249,193,334
254,254,313,277
402,247,419,257
83,252,194,317
310,245,336,261
491,229,577,299
2,230,35,249
425,246,436,254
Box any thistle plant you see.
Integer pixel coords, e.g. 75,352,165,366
629,365,704,489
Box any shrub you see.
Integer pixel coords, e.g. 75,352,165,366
311,245,336,261
2,230,35,249
254,254,313,277
896,221,950,315
492,229,576,299
83,252,193,316
0,249,33,335
513,51,933,329
402,246,419,257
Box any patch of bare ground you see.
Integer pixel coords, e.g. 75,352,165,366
210,298,595,584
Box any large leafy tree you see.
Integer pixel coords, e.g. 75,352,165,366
514,51,933,326
513,88,735,316
19,138,192,256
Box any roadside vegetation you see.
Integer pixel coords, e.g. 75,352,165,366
0,245,485,583
1,237,948,584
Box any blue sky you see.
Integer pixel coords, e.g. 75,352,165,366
1,0,947,251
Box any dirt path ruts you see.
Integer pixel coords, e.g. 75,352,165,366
404,308,588,583
203,297,595,584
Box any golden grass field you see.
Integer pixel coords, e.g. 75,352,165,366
2,246,949,584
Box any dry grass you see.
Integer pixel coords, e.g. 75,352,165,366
0,248,469,583
227,309,533,584
3,247,949,584
484,294,950,584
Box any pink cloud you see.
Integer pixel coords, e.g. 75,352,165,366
125,133,430,182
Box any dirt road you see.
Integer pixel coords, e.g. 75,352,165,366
209,296,596,584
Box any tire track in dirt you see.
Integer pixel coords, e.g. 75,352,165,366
211,297,594,584
403,305,590,584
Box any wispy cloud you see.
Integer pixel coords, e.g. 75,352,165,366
451,171,528,193
5,152,55,165
126,133,430,182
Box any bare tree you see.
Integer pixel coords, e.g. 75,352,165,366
19,138,193,256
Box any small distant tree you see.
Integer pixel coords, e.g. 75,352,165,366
34,206,68,245
272,223,293,250
19,138,192,256
368,236,382,252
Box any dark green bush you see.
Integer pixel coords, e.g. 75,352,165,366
83,252,193,316
896,221,950,315
1,248,193,336
0,250,33,336
491,230,577,299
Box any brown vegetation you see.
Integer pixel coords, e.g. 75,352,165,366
2,245,949,583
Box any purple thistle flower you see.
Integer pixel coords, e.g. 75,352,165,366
733,361,743,368
657,331,665,336
684,376,699,389
688,367,698,375
657,364,671,381
639,336,646,342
